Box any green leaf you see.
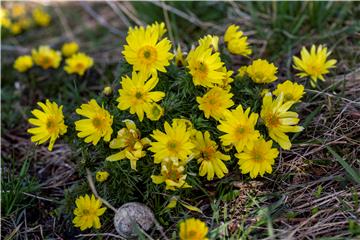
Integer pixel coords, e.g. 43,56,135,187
326,146,360,185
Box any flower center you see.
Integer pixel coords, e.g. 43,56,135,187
46,117,57,133
187,230,198,238
201,147,215,160
138,46,157,65
237,126,246,134
265,113,280,128
82,209,90,215
135,91,143,99
284,93,293,101
92,117,103,129
76,62,84,71
253,152,263,162
194,61,208,79
41,56,52,66
167,141,177,151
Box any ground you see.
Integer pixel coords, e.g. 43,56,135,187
1,2,360,239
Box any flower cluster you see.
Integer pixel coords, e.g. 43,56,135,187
1,4,50,35
24,21,337,232
13,42,93,76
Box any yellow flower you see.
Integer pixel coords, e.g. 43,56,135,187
179,218,208,240
13,55,33,72
237,66,247,77
293,45,336,88
75,99,113,145
106,120,151,170
147,21,167,40
11,4,26,18
10,22,22,35
32,46,62,70
199,34,219,52
146,103,164,121
172,118,198,138
117,72,165,121
193,131,230,180
218,105,260,152
273,80,305,102
1,7,11,28
96,171,109,182
217,67,234,90
175,44,186,67
102,86,112,96
196,87,234,120
27,100,67,151
187,44,224,87
151,157,191,190
246,59,278,84
64,53,93,76
123,24,173,75
149,120,195,164
260,88,270,97
224,24,252,56
32,8,50,27
236,137,279,178
260,93,303,150
61,42,79,57
73,194,106,231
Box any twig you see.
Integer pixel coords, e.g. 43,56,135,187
81,2,123,36
86,169,117,212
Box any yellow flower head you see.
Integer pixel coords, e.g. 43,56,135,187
73,194,106,231
96,171,109,182
75,99,113,145
151,157,191,191
32,8,50,27
150,120,195,164
146,103,164,121
218,105,260,152
106,120,151,170
175,44,186,67
147,21,167,40
237,66,247,77
293,44,336,88
261,93,303,150
14,55,33,72
11,4,26,18
273,80,305,102
10,22,22,35
236,137,279,178
193,131,230,181
123,23,173,74
172,118,198,138
61,42,79,57
179,218,209,240
64,53,94,76
117,72,165,121
102,86,112,96
32,46,61,69
187,44,225,87
199,35,219,52
218,67,234,90
224,24,252,56
196,87,234,120
247,59,277,84
1,8,11,28
27,100,67,151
